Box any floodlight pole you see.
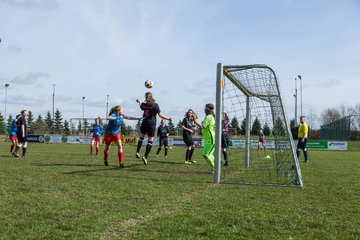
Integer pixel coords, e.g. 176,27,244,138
106,94,109,123
294,78,297,125
82,96,85,119
82,96,85,135
4,83,9,124
298,75,302,116
52,84,56,120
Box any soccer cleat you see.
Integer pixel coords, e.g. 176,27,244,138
119,162,125,168
104,160,109,166
184,160,192,165
189,160,197,164
165,156,168,159
142,156,148,166
13,153,20,158
155,155,158,158
136,152,140,159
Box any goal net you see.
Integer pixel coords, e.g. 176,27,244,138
214,64,303,187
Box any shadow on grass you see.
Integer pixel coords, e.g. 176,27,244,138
146,159,185,165
30,161,212,183
55,162,212,176
32,162,140,174
61,167,213,184
33,163,105,167
125,167,212,175
0,154,18,158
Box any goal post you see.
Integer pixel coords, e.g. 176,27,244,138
214,63,223,184
214,63,303,187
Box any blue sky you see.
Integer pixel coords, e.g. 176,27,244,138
0,0,359,128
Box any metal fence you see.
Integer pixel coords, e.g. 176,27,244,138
320,115,360,140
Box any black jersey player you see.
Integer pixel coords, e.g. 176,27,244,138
155,119,170,158
181,109,197,164
136,92,172,165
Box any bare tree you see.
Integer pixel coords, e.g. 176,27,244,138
307,109,318,129
320,108,341,126
346,106,356,116
338,104,355,117
354,103,360,115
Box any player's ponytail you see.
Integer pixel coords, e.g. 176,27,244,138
109,105,121,115
223,112,229,122
145,92,155,105
109,107,114,115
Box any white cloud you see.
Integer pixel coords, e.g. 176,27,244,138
7,45,24,52
317,78,340,89
1,0,360,128
11,72,50,85
1,0,61,8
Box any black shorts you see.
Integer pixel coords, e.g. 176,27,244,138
297,138,308,150
183,138,194,147
159,137,168,147
140,121,156,137
17,135,27,143
183,132,194,147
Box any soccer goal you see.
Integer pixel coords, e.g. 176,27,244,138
214,63,303,187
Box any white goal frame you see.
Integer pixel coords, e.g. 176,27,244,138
214,63,303,187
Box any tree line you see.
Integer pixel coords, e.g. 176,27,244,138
0,109,71,135
1,103,358,137
0,109,174,136
0,108,278,137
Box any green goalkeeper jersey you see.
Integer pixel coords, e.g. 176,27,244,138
202,114,215,144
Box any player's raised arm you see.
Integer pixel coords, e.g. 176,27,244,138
107,115,116,121
158,113,172,122
124,115,142,121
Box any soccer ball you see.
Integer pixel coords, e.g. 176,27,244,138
265,155,271,160
145,80,153,88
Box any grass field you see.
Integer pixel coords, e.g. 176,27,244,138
0,142,359,240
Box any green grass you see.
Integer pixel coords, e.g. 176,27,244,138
0,142,359,239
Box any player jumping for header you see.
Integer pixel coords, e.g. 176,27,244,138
136,92,172,166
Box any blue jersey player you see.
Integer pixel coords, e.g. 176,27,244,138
9,114,21,157
258,129,266,151
103,105,140,168
90,118,103,155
